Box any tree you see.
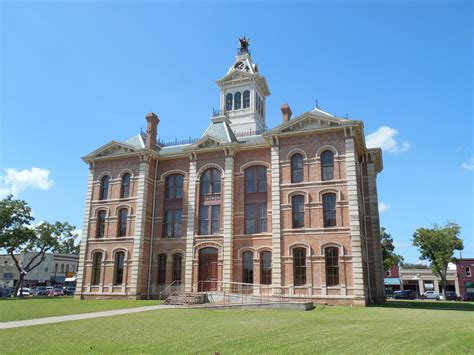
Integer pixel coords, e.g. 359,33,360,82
412,222,463,300
55,236,80,255
381,227,404,271
1,195,78,296
399,262,430,270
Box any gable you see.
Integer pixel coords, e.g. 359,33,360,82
83,141,138,160
268,112,349,135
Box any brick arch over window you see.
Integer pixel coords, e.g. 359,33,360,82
196,163,224,179
237,247,256,260
159,169,188,181
238,161,271,173
96,171,113,182
320,242,344,256
89,248,107,261
111,247,129,260
288,243,312,257
114,205,133,216
287,191,310,204
118,169,134,179
317,188,342,202
316,145,339,158
286,149,308,161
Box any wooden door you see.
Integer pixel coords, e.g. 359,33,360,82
198,247,218,291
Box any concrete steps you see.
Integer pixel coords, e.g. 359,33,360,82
164,293,205,305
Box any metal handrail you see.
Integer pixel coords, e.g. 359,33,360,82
159,280,183,300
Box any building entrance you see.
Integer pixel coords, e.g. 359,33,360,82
198,247,218,291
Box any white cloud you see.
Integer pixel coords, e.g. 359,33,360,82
0,167,54,198
379,202,390,213
461,157,474,171
366,126,410,153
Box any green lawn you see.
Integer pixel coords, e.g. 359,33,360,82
0,297,161,322
1,300,473,354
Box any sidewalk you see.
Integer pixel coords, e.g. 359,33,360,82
0,305,179,330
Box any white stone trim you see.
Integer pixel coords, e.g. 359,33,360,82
270,145,282,287
75,169,94,297
222,155,234,285
184,160,197,292
345,138,366,301
129,160,150,297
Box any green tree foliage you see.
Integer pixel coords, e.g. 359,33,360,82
413,222,463,300
0,195,79,296
399,262,430,270
381,227,404,271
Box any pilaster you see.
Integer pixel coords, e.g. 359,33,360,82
184,159,197,292
75,168,94,299
367,160,385,301
129,158,150,298
222,154,234,284
345,138,366,303
270,145,282,287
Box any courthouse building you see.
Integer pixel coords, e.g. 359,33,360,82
76,41,385,305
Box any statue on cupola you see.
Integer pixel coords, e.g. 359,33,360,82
239,37,250,53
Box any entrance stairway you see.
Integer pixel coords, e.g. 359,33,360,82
164,292,205,306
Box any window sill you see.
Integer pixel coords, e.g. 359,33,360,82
196,234,223,238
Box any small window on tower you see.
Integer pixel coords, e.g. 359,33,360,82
234,92,241,110
243,90,250,108
226,93,233,111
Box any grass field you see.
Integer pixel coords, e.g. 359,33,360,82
0,297,161,322
1,299,473,354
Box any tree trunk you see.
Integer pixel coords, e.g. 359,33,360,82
14,273,25,297
440,278,446,301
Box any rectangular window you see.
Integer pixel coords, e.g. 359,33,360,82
164,209,182,237
157,254,167,285
199,206,209,235
292,196,305,229
466,267,472,277
211,205,220,234
245,203,267,234
323,193,337,227
293,248,306,286
245,168,256,193
325,248,339,286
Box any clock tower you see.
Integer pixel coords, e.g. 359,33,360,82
215,38,270,135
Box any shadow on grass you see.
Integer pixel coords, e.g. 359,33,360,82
372,300,474,312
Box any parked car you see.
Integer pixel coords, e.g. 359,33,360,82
17,287,31,296
421,290,440,300
462,292,474,302
49,287,64,297
393,290,417,300
34,286,49,297
441,291,459,301
0,287,12,297
63,287,76,296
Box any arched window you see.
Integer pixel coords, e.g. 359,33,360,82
291,154,304,183
225,93,233,111
121,173,131,198
242,251,254,284
292,195,305,229
234,91,242,110
114,251,125,285
321,150,334,181
118,208,128,237
323,193,336,227
243,90,250,108
66,264,69,273
293,248,306,286
244,166,267,234
256,95,260,114
325,247,339,286
199,168,221,235
92,252,102,285
99,175,109,200
172,254,182,284
260,251,272,285
157,253,167,285
97,210,106,238
55,263,58,272
166,174,184,199
61,264,64,273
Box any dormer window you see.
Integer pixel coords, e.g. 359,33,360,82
234,92,242,110
225,94,233,111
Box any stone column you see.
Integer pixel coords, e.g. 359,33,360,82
367,159,385,301
270,145,282,287
345,138,366,305
75,167,94,300
129,156,150,298
222,153,234,285
184,159,197,292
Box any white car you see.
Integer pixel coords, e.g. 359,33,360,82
17,287,31,296
422,290,440,300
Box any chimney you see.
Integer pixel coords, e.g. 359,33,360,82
281,104,292,123
145,112,159,150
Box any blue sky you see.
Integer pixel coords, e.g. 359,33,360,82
1,1,472,261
